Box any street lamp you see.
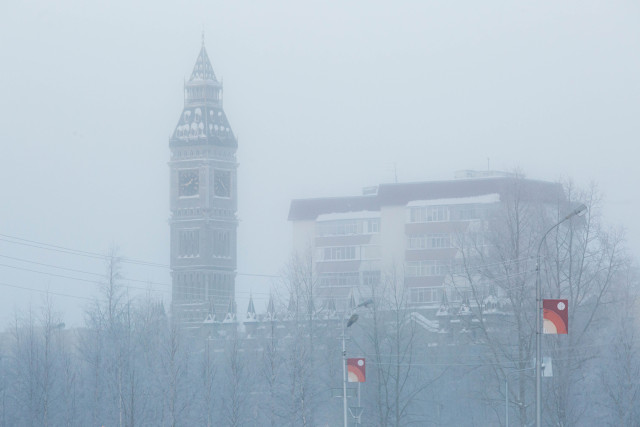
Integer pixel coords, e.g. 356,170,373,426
342,298,373,427
535,203,587,427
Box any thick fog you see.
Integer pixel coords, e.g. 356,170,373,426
0,0,639,326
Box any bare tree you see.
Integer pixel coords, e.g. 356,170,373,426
259,301,285,427
360,265,439,427
600,263,640,426
541,184,625,426
200,335,217,427
220,325,251,427
159,318,193,427
453,178,626,426
277,251,324,427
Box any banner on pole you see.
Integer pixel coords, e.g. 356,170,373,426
347,358,366,382
543,299,568,334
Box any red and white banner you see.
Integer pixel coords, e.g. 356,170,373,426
347,358,366,382
543,299,568,334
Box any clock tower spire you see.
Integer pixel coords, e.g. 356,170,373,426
169,42,238,328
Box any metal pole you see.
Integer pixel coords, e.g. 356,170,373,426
343,325,348,427
535,252,542,427
358,382,361,426
535,204,586,427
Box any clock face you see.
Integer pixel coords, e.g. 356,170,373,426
178,170,199,197
214,170,231,197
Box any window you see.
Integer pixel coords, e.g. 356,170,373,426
322,246,357,261
212,230,231,258
318,272,360,287
411,287,442,304
367,219,380,233
406,260,450,277
178,229,199,257
207,273,233,300
409,206,449,223
317,220,358,236
408,234,451,249
362,270,381,286
175,272,205,301
427,206,448,221
316,218,380,237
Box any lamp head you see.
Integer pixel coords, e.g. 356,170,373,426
565,203,588,220
357,298,374,308
346,313,359,328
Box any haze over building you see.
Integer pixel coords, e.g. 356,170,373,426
289,171,564,312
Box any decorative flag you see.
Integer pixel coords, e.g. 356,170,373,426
347,358,366,382
543,299,568,334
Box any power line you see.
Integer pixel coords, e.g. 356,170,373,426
0,262,170,295
0,258,277,301
0,234,166,268
0,254,172,287
0,233,281,278
0,280,93,301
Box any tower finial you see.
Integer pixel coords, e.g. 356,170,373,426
201,27,205,47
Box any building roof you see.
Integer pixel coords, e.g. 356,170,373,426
189,44,218,82
170,43,237,148
288,176,564,221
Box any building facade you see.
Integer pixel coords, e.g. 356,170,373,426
169,43,238,327
288,171,563,312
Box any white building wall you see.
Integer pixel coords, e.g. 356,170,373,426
379,204,407,274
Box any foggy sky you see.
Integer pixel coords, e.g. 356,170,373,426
0,0,638,327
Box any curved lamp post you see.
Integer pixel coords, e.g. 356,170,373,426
535,204,587,427
342,298,373,427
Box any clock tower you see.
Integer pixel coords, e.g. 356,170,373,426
169,41,238,327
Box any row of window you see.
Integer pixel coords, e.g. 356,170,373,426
405,260,451,277
316,219,380,237
177,229,233,258
409,287,470,304
318,245,381,262
317,271,381,288
410,287,443,304
174,208,203,217
174,208,235,218
408,233,452,249
407,232,488,249
172,148,235,160
410,206,448,223
323,246,356,261
212,230,231,258
408,205,489,223
173,271,233,302
179,230,200,257
185,87,221,102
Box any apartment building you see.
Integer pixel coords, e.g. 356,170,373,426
288,171,563,311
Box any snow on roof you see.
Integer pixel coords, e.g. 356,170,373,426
406,193,500,208
316,210,381,222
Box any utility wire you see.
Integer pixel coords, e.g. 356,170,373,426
0,233,281,278
0,280,94,301
0,262,169,295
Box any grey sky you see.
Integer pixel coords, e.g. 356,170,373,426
0,0,638,326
